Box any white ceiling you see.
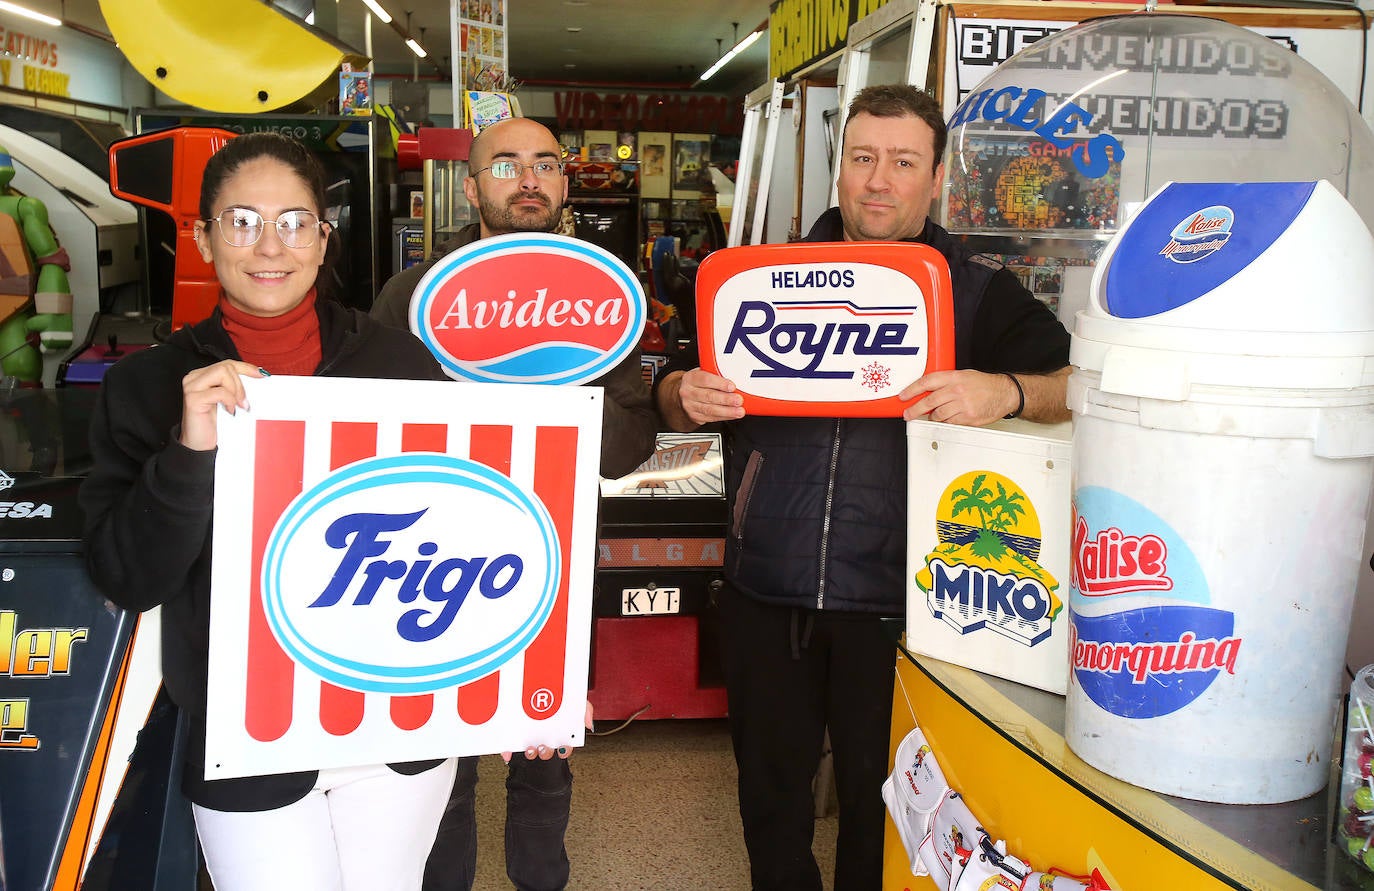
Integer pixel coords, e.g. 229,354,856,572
38,0,774,97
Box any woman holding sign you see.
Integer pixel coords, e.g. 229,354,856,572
80,132,455,890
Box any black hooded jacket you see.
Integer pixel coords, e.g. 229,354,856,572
80,300,449,810
721,209,1071,615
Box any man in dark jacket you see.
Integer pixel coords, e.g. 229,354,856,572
371,116,657,891
656,84,1072,890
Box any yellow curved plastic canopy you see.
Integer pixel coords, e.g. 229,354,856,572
99,0,366,113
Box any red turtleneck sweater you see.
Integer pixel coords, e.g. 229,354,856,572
219,290,323,376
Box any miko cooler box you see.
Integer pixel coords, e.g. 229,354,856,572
1066,180,1374,804
906,417,1074,695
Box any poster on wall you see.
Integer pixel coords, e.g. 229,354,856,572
204,376,603,779
339,65,372,116
584,129,616,162
943,132,1122,233
0,8,127,106
457,0,510,125
639,131,670,199
671,134,711,199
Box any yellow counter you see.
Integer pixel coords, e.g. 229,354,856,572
884,646,1371,890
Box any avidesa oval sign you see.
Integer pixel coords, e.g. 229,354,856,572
409,232,646,386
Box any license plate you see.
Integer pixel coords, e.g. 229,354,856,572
621,586,681,616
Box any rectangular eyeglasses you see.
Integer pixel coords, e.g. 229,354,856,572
207,207,324,248
474,160,564,180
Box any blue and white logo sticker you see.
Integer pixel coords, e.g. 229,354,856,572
1158,205,1233,264
261,454,560,694
1070,486,1242,718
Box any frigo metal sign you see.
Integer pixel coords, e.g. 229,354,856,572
206,376,603,779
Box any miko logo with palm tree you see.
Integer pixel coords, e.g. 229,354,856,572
914,470,1062,647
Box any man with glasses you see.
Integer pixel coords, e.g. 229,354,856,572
371,116,656,891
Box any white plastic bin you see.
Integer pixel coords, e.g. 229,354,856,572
1067,180,1374,804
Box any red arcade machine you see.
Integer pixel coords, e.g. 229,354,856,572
107,127,235,332
59,127,234,388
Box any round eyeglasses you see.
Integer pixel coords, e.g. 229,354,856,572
206,207,325,248
473,160,564,180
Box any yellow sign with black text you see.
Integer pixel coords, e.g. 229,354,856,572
769,0,893,79
0,24,70,98
0,609,88,751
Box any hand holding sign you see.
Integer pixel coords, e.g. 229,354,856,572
668,367,745,427
180,360,264,451
206,376,605,779
900,369,1022,425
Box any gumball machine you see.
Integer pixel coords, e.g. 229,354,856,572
938,12,1374,328
1340,666,1374,873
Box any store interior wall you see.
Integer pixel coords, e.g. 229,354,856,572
764,102,799,244
1352,508,1374,674
799,84,837,235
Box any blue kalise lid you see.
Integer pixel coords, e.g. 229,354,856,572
1103,182,1316,319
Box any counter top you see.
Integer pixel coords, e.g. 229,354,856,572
886,645,1374,890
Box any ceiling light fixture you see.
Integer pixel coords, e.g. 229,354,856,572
699,26,762,82
359,0,393,24
405,37,427,57
0,1,60,26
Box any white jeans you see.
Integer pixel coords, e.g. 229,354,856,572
193,759,457,891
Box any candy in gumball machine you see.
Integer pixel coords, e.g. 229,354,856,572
1339,665,1374,874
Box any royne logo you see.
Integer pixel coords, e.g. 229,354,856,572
914,471,1062,647
1071,486,1242,718
410,232,645,386
695,242,955,416
262,454,560,695
1158,204,1233,263
713,264,928,401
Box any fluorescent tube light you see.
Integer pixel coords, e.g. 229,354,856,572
0,1,60,26
360,0,393,24
700,28,762,82
405,38,428,58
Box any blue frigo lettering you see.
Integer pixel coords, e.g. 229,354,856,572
722,300,919,379
310,510,525,642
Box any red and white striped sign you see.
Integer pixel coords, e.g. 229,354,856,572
205,377,602,780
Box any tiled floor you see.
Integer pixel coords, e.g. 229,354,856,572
469,718,838,890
